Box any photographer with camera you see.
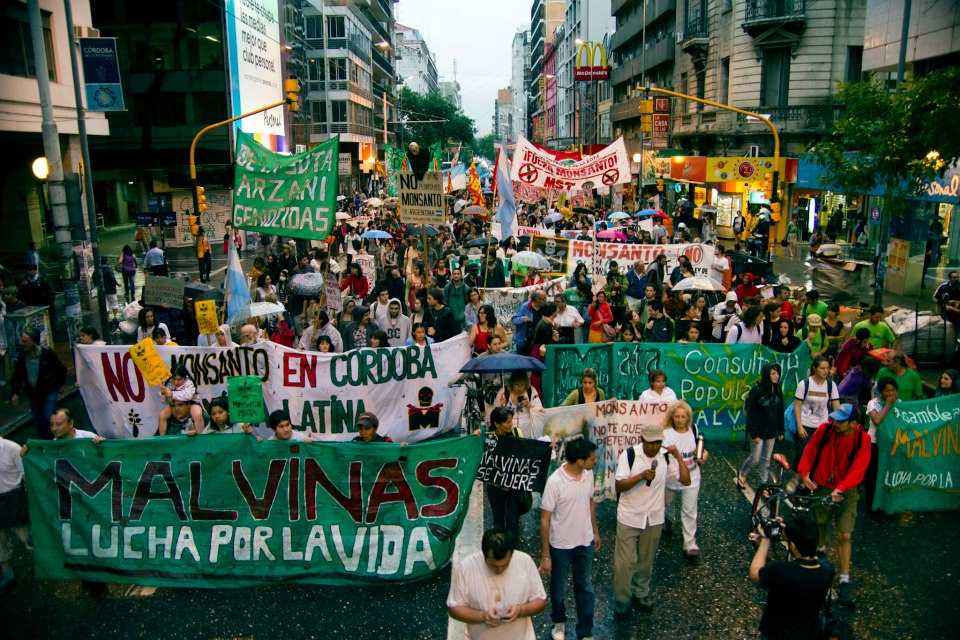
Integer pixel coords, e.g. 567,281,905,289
750,514,835,640
797,403,871,607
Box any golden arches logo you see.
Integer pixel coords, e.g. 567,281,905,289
574,42,609,80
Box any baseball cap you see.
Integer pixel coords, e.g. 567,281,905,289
725,291,739,303
806,313,823,328
357,412,379,429
829,403,856,422
641,423,665,442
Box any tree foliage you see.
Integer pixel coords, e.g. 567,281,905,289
397,88,475,151
470,133,496,163
811,68,960,215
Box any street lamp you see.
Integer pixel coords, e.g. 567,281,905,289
31,156,49,180
376,41,390,50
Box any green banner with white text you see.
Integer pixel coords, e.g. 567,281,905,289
233,130,338,240
24,435,482,587
874,395,960,513
542,342,811,439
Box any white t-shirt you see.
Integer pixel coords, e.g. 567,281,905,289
725,322,763,344
553,305,583,328
0,438,24,493
663,428,700,490
446,549,546,640
865,397,890,444
710,256,730,286
615,446,680,529
72,429,99,439
540,465,595,549
795,377,839,429
639,387,678,404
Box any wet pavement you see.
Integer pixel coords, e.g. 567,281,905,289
3,435,958,639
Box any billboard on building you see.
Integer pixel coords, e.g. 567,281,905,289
224,0,286,152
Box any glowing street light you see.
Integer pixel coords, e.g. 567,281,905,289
31,157,49,180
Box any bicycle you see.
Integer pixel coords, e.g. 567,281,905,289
750,453,836,550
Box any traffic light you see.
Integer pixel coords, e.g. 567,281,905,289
285,78,300,112
195,185,208,214
188,214,199,236
656,178,664,192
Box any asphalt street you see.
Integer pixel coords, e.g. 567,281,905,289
3,414,958,640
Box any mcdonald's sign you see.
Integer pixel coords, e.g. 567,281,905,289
574,41,609,81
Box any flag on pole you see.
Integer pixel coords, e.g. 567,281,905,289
495,146,516,239
225,242,252,324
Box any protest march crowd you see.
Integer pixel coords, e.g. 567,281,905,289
2,185,958,640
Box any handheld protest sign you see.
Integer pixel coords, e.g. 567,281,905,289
128,337,171,387
227,375,266,424
195,300,220,335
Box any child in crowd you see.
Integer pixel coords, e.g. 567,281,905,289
157,365,204,435
199,398,254,435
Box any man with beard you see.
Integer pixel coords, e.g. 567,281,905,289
377,299,411,347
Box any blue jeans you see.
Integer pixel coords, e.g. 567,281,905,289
30,391,59,440
549,544,594,639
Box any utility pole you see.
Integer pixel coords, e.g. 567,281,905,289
28,0,81,342
63,0,109,339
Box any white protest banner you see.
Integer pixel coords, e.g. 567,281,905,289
354,253,376,294
566,240,715,287
510,136,631,192
531,399,669,500
323,273,342,313
478,277,566,328
74,335,471,442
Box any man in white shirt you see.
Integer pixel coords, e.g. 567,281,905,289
143,241,167,275
552,294,584,344
50,408,102,441
447,527,547,640
613,423,690,616
369,289,392,327
539,438,599,640
710,244,730,288
378,299,412,347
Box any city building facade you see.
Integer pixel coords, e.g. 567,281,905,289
493,88,513,140
439,80,462,109
529,0,565,143
394,22,439,95
510,29,530,141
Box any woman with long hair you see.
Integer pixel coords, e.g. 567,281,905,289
119,245,137,303
492,371,544,435
738,363,784,487
468,304,507,355
769,318,801,353
663,400,708,558
587,290,614,343
463,287,483,328
406,261,425,311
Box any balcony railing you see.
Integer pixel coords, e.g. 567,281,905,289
683,9,708,43
303,122,377,138
745,0,806,23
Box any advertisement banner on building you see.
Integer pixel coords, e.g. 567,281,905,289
669,156,707,183
232,131,338,241
706,157,800,184
79,38,125,111
224,0,286,151
510,136,632,192
23,435,482,587
652,114,670,148
573,42,609,81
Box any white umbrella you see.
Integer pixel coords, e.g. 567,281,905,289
454,199,467,213
335,212,351,221
246,301,285,318
366,197,384,208
336,194,348,201
511,251,552,270
672,276,723,292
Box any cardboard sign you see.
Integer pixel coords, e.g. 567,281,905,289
227,375,266,424
399,172,445,224
195,300,220,335
477,436,552,493
128,337,171,386
143,275,186,309
323,273,342,312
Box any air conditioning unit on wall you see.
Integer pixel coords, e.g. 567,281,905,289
73,25,100,39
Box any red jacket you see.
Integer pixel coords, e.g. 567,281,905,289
797,422,872,493
340,274,369,299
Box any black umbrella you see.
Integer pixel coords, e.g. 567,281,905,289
405,224,439,236
466,237,497,248
460,353,546,374
573,207,594,214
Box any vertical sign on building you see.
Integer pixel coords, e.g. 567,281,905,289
224,0,286,151
79,38,125,111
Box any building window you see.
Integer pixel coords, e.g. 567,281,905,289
327,16,345,39
310,101,326,123
720,57,730,104
305,16,323,40
328,58,347,81
330,101,347,122
761,47,790,108
695,66,706,111
846,46,863,83
1,3,56,80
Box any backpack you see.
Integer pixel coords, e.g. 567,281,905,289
618,439,688,499
783,377,836,441
808,425,866,486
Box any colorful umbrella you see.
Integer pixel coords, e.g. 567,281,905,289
361,229,392,240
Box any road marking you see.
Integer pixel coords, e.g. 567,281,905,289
446,480,484,640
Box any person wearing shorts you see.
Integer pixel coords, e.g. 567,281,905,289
797,403,871,608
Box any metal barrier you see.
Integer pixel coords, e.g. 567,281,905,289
909,301,955,367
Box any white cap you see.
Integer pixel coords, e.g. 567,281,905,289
725,291,739,302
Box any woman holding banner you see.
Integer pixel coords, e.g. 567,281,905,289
492,372,543,436
485,407,532,542
468,305,507,356
560,369,606,406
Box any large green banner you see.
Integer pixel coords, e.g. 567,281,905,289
233,131,338,240
24,435,482,587
874,395,960,513
542,342,811,438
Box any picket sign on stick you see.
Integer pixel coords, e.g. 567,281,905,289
195,300,220,336
128,338,171,386
226,376,267,424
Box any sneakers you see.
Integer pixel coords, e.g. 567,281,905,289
837,581,855,608
551,623,565,640
684,545,701,560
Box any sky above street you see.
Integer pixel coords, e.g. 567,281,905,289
395,0,530,138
